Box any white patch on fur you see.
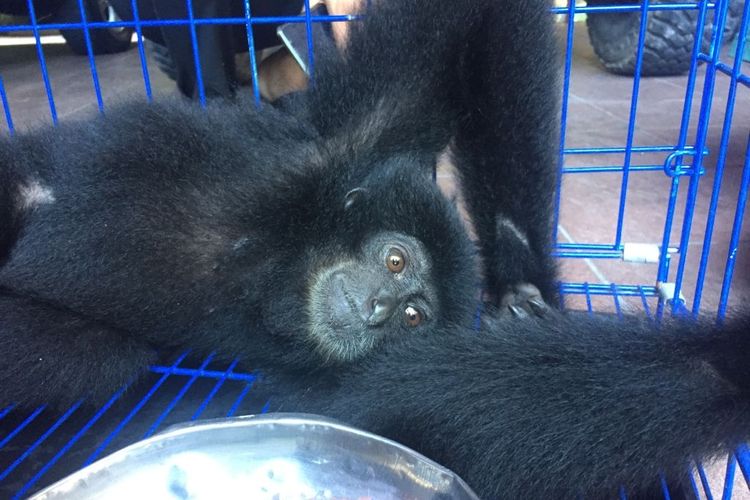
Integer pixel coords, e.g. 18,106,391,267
497,216,529,247
19,180,55,209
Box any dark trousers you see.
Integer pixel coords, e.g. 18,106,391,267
110,0,305,98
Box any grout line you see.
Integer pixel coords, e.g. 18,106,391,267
558,224,639,313
558,224,610,284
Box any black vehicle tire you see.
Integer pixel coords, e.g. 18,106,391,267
58,0,133,55
586,0,743,76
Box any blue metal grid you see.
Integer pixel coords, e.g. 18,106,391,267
0,0,749,497
0,353,268,499
553,1,750,323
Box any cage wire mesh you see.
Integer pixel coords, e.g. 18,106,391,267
0,0,749,498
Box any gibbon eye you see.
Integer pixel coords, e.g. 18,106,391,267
404,306,422,327
386,248,406,273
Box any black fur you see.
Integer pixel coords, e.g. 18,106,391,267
0,166,23,267
0,0,558,407
268,313,750,499
302,0,561,303
0,97,477,407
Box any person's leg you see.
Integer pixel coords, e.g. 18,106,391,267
152,0,236,99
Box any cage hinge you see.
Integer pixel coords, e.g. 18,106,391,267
656,282,686,305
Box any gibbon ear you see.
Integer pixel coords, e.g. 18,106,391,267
344,187,369,210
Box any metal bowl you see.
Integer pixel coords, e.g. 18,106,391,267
30,413,479,499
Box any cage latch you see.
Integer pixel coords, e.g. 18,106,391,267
663,149,707,177
656,282,686,305
622,243,661,263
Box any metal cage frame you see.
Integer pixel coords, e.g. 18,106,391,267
0,0,748,497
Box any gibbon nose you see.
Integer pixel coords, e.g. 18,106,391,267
366,291,397,325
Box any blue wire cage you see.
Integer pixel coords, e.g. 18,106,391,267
0,0,749,498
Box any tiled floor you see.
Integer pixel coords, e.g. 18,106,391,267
1,21,748,319
554,26,750,316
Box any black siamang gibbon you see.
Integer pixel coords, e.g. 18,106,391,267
0,0,748,498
